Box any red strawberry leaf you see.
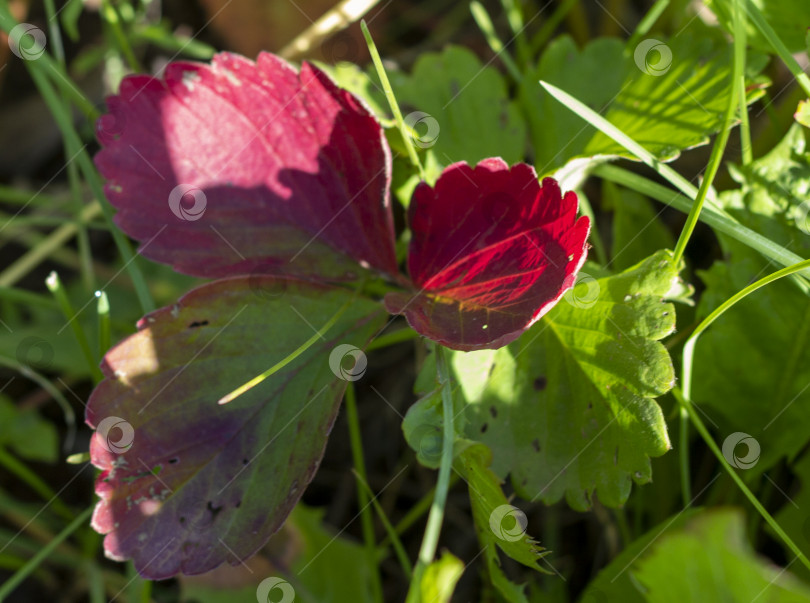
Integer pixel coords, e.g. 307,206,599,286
95,52,398,282
86,276,385,578
385,158,590,351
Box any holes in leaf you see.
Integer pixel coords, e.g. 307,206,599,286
533,376,547,391
188,320,209,328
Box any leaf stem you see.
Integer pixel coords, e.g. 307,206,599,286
406,346,455,601
679,257,810,573
46,271,103,383
672,0,744,263
674,388,810,574
361,20,425,180
0,505,93,601
470,1,522,81
344,384,385,602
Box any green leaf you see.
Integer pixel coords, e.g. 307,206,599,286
634,509,810,602
578,508,703,602
775,451,810,583
710,0,810,54
0,397,58,463
86,277,386,578
693,126,810,473
520,36,629,172
420,551,464,603
456,444,546,571
392,45,528,166
453,250,680,509
181,504,378,603
797,100,810,129
523,29,765,173
602,181,675,271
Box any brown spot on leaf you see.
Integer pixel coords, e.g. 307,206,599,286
533,376,547,391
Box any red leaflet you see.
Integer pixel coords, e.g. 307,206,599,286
385,158,590,351
95,53,398,282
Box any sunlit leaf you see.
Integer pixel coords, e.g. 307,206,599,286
86,276,384,578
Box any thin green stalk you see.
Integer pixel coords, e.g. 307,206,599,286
0,448,73,520
470,1,522,81
540,81,710,209
218,299,353,404
529,0,579,55
679,258,810,571
377,473,460,550
678,407,691,507
0,8,155,312
405,346,455,601
23,66,153,313
744,0,810,97
43,0,95,294
0,203,102,288
100,0,142,72
0,505,93,601
592,165,809,280
0,185,65,206
627,0,670,50
361,21,425,179
46,271,104,383
96,290,111,358
672,0,743,263
344,384,384,603
675,388,810,573
353,469,414,577
739,76,753,165
366,328,419,351
0,287,58,310
575,188,607,265
0,357,76,454
500,0,530,68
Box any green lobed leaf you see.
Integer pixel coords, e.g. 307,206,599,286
709,0,810,54
391,45,528,166
634,509,810,602
456,444,547,603
522,29,766,174
452,250,680,509
420,551,464,603
693,125,810,474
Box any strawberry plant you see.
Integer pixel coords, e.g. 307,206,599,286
4,0,810,601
